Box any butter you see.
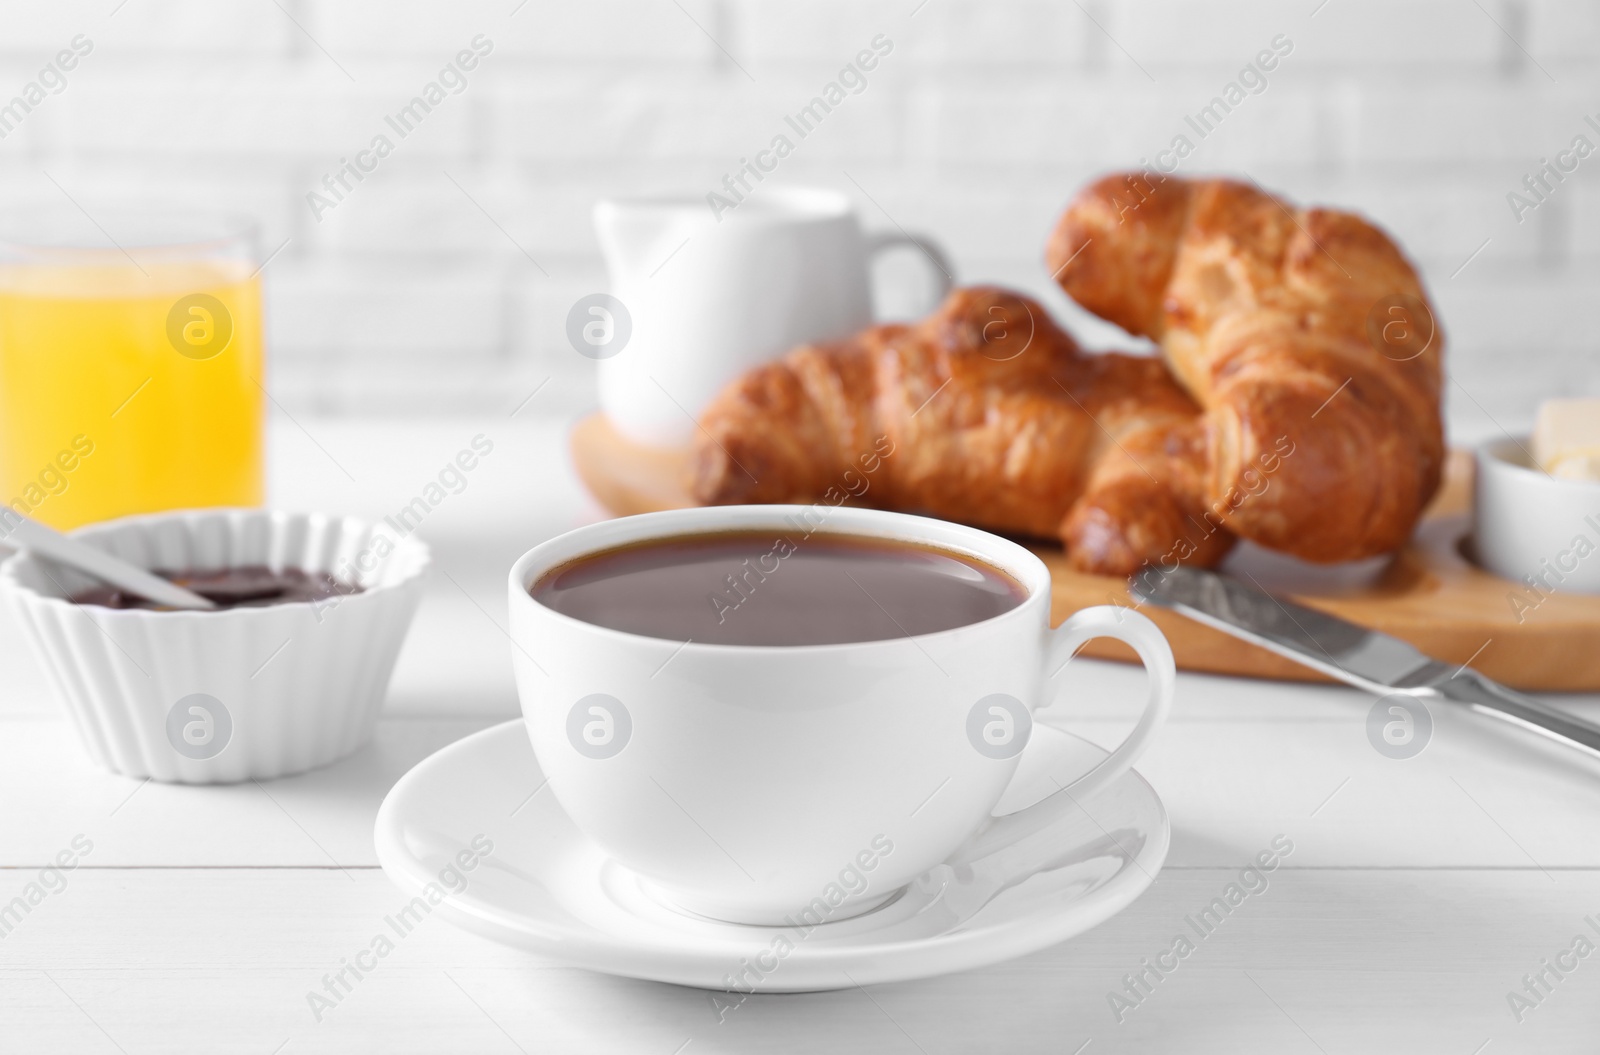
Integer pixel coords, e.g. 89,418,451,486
1533,398,1600,481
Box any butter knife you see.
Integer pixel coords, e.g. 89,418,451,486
1129,566,1600,759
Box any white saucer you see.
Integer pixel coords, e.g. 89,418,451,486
374,719,1169,993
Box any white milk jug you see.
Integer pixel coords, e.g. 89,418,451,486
592,186,952,447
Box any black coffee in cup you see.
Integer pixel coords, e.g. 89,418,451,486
531,530,1026,647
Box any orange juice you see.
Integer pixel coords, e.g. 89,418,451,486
0,258,263,529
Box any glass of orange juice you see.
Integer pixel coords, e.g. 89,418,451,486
0,214,263,530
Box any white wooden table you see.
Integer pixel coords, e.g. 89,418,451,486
4,415,1599,1054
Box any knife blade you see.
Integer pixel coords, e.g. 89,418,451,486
1129,565,1600,760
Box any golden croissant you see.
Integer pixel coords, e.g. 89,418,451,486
1049,172,1445,564
689,286,1234,572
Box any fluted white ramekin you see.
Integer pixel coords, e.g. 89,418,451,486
1,508,429,783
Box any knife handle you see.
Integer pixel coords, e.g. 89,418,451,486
1435,670,1600,759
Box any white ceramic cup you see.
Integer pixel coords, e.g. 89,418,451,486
591,187,953,447
1475,436,1600,594
507,505,1174,925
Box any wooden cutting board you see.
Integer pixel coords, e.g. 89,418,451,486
569,412,1600,691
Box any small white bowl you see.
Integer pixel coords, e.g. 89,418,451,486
1,508,429,783
1474,437,1600,594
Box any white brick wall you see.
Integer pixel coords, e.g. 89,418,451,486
0,0,1594,436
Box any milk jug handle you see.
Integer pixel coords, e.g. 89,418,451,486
863,231,955,308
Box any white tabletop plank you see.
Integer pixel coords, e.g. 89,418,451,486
1,867,1596,1054
3,702,1599,870
0,717,493,869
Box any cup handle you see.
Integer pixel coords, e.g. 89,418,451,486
864,230,955,312
946,606,1175,867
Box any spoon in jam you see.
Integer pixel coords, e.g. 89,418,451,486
1,513,217,611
